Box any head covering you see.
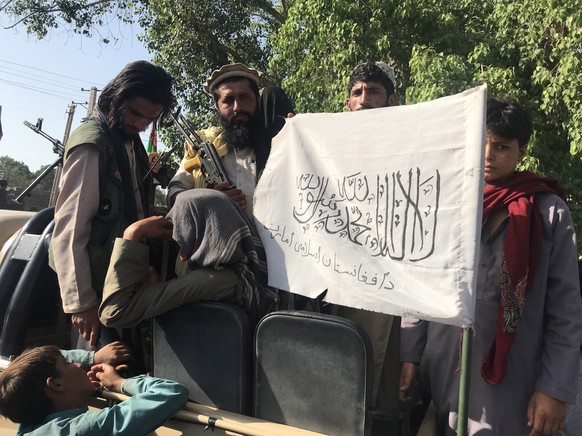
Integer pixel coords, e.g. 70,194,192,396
372,62,396,89
351,61,396,89
204,63,262,94
166,189,272,320
259,86,294,141
348,61,397,100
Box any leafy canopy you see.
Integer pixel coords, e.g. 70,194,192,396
271,0,582,253
3,0,581,252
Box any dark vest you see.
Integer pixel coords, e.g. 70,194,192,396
50,116,152,295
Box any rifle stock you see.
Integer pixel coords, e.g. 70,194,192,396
169,113,232,186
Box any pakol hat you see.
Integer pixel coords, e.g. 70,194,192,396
204,63,262,94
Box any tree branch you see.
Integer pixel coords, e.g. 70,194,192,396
191,24,247,64
0,0,18,14
248,0,286,24
3,0,113,30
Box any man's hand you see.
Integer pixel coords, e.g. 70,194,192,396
123,215,173,241
148,152,162,174
527,390,566,436
214,181,247,210
399,361,420,403
94,341,133,367
72,305,100,347
87,363,125,393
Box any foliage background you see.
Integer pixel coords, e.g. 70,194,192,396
2,0,581,253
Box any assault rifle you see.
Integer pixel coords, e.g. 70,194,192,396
15,119,64,204
168,112,232,186
23,118,65,157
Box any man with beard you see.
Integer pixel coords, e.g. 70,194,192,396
167,63,267,215
51,61,175,348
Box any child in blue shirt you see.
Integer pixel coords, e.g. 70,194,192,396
0,342,188,435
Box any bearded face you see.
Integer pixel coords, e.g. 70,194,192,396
217,110,260,152
214,79,261,151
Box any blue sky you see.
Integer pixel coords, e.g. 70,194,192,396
0,21,155,172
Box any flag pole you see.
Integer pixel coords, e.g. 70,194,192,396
457,327,473,436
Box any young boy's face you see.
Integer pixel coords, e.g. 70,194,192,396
484,130,525,183
53,356,95,396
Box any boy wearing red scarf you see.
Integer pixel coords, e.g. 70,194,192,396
400,98,582,436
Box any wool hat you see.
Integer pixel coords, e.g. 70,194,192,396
203,63,262,94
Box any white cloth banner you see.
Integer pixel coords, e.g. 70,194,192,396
254,85,487,327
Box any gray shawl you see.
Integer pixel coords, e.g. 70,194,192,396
166,189,270,318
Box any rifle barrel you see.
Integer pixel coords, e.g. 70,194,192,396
23,120,65,156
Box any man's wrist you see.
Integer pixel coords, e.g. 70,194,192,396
123,224,143,241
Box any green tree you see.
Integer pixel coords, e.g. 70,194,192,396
32,164,56,191
0,0,134,42
1,0,293,150
271,0,582,253
1,0,292,124
4,0,582,252
403,0,582,253
270,0,485,112
0,155,34,189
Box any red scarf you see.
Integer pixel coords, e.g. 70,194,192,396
480,171,566,384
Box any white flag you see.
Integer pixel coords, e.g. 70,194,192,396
254,85,487,327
